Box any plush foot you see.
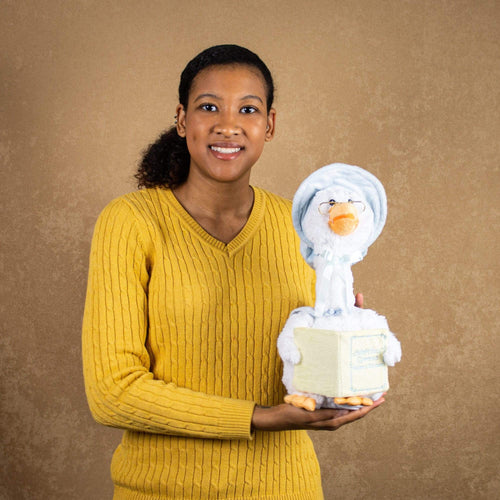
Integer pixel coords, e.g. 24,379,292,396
284,394,316,411
334,396,373,406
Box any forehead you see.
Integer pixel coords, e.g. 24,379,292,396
189,64,267,101
314,187,361,201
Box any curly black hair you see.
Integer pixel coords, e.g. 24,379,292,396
135,44,275,189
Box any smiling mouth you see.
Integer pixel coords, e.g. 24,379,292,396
210,146,242,154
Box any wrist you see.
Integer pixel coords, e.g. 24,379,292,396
251,405,270,430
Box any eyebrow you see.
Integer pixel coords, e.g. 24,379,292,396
193,93,264,104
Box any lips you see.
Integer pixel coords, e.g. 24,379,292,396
210,146,241,154
209,143,244,160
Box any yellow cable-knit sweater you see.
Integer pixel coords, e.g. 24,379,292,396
82,186,323,499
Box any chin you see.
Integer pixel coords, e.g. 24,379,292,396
206,164,253,184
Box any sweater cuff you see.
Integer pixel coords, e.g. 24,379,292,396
216,399,256,440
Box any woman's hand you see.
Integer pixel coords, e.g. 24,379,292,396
355,292,364,308
251,396,384,432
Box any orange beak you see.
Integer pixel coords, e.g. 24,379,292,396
328,202,359,235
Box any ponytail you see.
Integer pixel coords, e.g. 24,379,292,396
135,127,190,189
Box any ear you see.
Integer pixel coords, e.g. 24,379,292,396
176,104,186,137
265,108,276,142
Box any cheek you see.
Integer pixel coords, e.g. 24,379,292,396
185,114,204,136
185,134,206,162
184,122,204,148
249,122,269,144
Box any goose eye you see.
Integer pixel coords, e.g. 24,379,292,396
329,199,336,205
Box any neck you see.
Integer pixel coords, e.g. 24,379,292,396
172,173,254,244
174,172,253,216
314,256,355,317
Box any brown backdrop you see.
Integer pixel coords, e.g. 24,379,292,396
1,1,499,498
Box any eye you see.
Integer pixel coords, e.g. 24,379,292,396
240,106,258,114
200,103,217,112
318,200,337,215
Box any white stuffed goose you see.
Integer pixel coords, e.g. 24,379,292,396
277,164,401,411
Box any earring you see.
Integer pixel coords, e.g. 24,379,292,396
174,115,178,125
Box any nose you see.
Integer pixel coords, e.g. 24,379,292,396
214,110,241,137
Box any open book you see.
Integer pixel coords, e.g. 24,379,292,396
292,327,390,397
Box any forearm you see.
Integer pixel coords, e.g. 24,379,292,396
83,358,256,439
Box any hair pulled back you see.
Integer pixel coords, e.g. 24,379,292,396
136,44,275,189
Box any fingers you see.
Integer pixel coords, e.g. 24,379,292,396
307,396,385,430
252,397,385,432
355,292,364,308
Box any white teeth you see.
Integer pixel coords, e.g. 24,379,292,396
210,146,241,153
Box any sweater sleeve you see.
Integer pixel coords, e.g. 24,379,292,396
82,198,256,440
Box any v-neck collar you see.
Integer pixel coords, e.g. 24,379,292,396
159,186,266,257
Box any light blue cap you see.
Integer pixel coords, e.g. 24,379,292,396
292,163,387,266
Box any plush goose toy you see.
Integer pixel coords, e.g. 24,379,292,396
277,163,401,411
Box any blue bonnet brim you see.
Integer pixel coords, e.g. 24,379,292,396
292,163,387,266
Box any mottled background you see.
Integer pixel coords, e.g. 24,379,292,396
1,1,499,499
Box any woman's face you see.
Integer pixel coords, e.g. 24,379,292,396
176,64,276,186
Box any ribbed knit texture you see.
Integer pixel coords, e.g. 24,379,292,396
82,187,323,499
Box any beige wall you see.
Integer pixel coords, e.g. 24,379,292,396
1,1,499,498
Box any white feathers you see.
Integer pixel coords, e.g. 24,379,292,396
383,332,402,367
301,187,374,260
278,164,402,409
277,307,314,365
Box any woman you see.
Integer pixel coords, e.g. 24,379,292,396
82,44,383,500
